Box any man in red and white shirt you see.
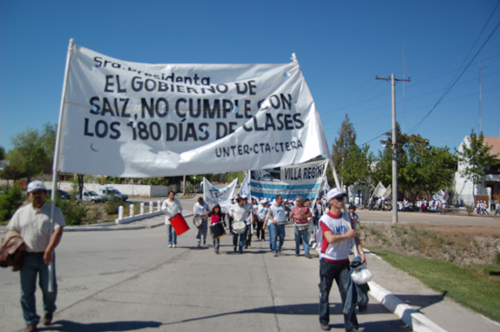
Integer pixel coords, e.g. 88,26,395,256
318,188,365,332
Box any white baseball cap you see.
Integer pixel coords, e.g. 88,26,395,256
326,188,346,202
27,180,46,193
261,198,269,204
240,195,248,199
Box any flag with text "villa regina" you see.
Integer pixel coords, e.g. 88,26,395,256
56,44,329,177
249,159,328,200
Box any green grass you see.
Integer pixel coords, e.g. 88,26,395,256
368,248,500,322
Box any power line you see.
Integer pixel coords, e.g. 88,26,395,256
408,16,500,134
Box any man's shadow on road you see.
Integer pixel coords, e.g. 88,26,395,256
38,320,162,332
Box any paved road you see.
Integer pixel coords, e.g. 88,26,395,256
1,197,499,332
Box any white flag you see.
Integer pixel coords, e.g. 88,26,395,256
57,45,329,177
371,182,386,198
203,177,237,209
239,172,250,198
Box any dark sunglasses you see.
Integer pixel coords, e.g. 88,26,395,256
333,196,344,201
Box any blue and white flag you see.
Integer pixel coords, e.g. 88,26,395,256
203,177,237,210
249,159,328,200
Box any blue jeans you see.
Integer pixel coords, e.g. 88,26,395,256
20,252,57,326
167,224,177,245
232,229,246,253
294,227,310,255
270,223,285,254
319,259,358,331
268,224,273,249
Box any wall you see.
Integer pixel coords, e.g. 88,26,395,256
0,180,179,197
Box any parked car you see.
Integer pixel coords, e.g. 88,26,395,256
96,186,128,202
81,190,101,202
47,189,71,200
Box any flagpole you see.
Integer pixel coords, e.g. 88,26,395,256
48,38,74,292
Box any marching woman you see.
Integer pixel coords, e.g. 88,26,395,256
209,204,224,254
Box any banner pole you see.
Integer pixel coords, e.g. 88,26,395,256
48,38,74,292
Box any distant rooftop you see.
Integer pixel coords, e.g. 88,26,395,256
484,137,500,159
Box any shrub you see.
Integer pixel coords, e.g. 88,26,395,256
465,205,475,216
103,198,122,215
0,185,25,222
55,198,88,226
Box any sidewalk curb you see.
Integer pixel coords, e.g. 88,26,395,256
364,249,448,332
368,281,447,332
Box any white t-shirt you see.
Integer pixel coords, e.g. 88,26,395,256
269,203,287,224
231,203,250,222
193,202,209,218
257,204,269,222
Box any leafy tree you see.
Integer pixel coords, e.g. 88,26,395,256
329,114,373,190
7,128,49,183
457,129,499,201
0,185,25,222
0,145,5,160
332,114,356,185
0,164,24,182
374,124,456,204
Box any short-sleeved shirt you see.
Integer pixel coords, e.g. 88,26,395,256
231,204,250,222
193,202,209,218
292,206,310,224
269,203,287,225
7,203,66,252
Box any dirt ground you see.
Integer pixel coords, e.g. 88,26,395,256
411,224,500,239
360,222,500,267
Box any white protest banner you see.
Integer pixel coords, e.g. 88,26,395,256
56,44,329,177
203,178,237,210
250,159,328,200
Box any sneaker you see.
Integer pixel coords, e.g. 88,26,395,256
320,323,330,331
172,244,176,248
278,250,281,255
305,254,312,259
43,313,53,326
295,253,299,257
234,246,237,252
273,253,278,257
168,244,172,248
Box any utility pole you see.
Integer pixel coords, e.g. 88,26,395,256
376,74,411,224
479,61,487,134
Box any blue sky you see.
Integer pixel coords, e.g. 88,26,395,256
1,0,499,158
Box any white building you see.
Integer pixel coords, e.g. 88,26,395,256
454,136,500,206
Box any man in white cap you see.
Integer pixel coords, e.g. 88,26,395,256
318,188,365,332
7,180,66,332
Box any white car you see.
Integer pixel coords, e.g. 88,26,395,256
81,190,101,202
